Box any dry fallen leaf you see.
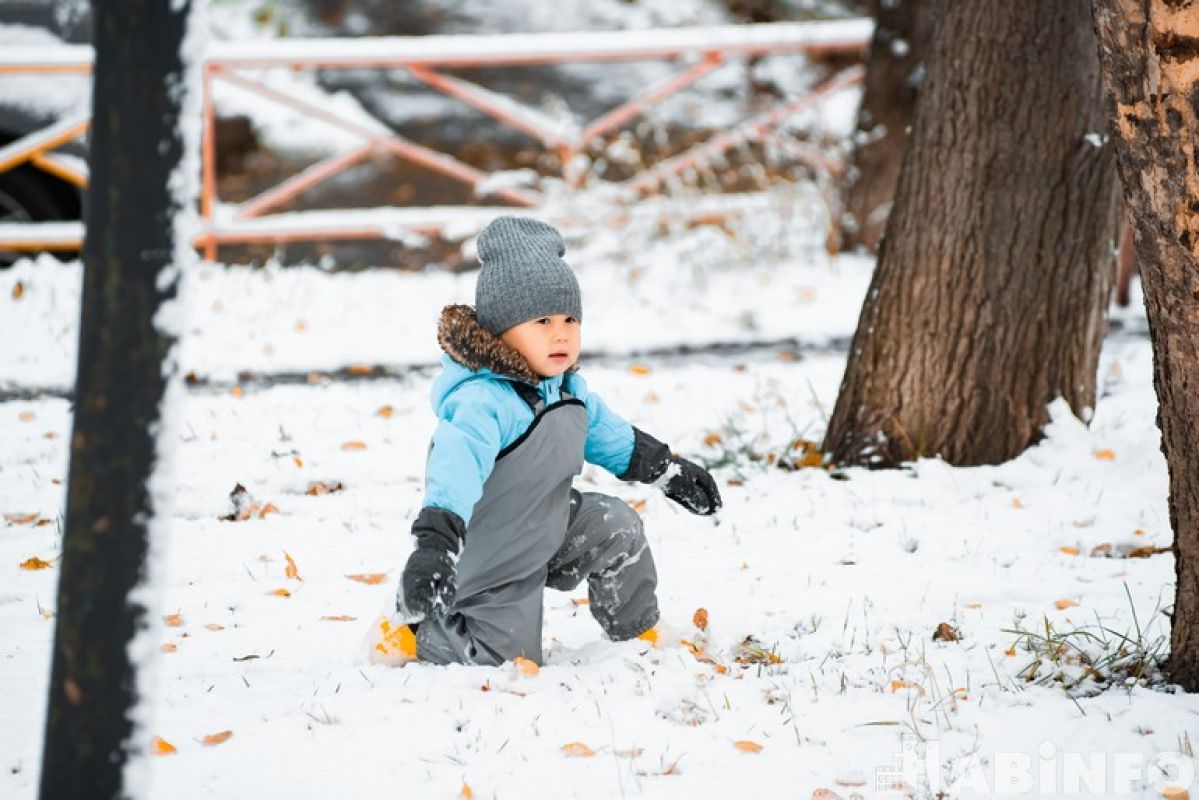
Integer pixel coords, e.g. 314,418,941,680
293,455,303,469
268,588,292,598
152,736,177,756
341,440,367,451
305,480,344,496
376,405,394,418
322,615,357,622
5,512,39,525
459,783,473,800
345,573,387,585
1090,543,1113,557
733,740,763,753
628,364,651,376
230,385,244,398
201,730,233,747
889,679,926,696
258,502,280,519
693,607,709,631
513,656,539,677
702,432,723,447
284,551,300,580
1059,546,1080,556
164,612,183,628
11,281,25,300
627,498,647,513
348,364,374,375
561,742,596,757
1054,599,1080,610
1161,786,1190,800
1005,646,1017,657
161,643,177,653
932,622,959,642
18,411,35,422
570,597,590,607
1011,498,1024,509
1094,449,1116,461
1127,545,1170,559
19,556,53,570
811,790,846,800
205,623,225,632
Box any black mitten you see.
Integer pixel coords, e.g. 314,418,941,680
399,507,466,618
618,428,722,516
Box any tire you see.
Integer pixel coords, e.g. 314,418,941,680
0,164,80,267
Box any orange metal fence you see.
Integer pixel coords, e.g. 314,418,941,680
0,20,871,260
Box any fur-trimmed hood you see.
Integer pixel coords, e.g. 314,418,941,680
437,304,576,385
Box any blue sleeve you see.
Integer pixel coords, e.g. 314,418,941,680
573,373,635,477
422,383,504,525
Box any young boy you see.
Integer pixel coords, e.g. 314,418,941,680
385,216,721,667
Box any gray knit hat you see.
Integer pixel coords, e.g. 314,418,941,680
475,216,582,336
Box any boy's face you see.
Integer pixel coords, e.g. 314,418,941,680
500,314,581,378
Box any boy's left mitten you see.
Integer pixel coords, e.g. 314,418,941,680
619,428,722,516
399,507,466,618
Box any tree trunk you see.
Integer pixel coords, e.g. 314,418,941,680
822,0,1122,467
838,0,932,253
39,1,192,796
1092,0,1199,691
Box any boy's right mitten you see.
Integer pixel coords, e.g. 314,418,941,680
399,507,466,618
618,428,722,516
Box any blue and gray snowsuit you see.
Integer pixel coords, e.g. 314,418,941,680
411,305,670,666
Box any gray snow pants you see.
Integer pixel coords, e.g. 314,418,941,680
416,489,659,666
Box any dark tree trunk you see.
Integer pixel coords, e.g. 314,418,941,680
1092,0,1199,691
823,0,1122,467
39,1,192,797
838,0,932,253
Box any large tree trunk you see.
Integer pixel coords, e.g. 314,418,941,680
1092,0,1199,691
838,0,932,253
39,1,192,796
822,0,1122,467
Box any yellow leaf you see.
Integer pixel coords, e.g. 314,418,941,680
341,440,367,451
693,607,709,631
628,364,651,376
322,615,357,622
1094,449,1116,461
152,736,177,756
284,551,300,580
164,612,184,628
1005,646,1017,657
5,513,39,525
201,730,233,747
889,679,926,695
703,432,723,447
161,643,177,653
348,364,374,375
1059,546,1079,556
1054,599,1079,610
230,385,244,398
459,783,473,800
733,740,763,753
514,656,539,677
19,556,53,570
258,502,280,519
18,411,35,422
205,623,225,631
293,455,304,468
268,588,291,597
345,573,387,585
561,742,595,757
376,405,394,418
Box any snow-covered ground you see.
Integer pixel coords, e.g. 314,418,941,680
0,214,1193,799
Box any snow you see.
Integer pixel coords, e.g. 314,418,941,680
1,208,1195,798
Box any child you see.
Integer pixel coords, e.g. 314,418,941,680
387,216,721,667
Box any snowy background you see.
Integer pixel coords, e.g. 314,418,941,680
1,0,1196,798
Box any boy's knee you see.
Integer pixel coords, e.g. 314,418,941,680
592,493,645,543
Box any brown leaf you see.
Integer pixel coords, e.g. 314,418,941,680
304,480,344,496
932,622,959,642
693,607,709,631
628,364,651,376
702,432,723,447
205,623,225,631
161,643,177,653
514,656,539,677
18,410,35,422
561,742,595,757
1011,498,1024,509
347,364,374,375
268,588,291,598
733,740,763,753
1094,449,1116,461
627,498,647,513
201,730,233,747
230,385,244,398
811,790,846,800
570,597,590,607
19,556,53,570
5,513,39,525
1127,545,1170,559
11,281,24,300
1054,599,1079,610
341,440,367,451
284,551,300,580
889,679,926,696
1059,546,1079,556
164,612,184,628
376,405,394,418
152,736,177,756
258,502,280,519
345,573,387,585
459,783,473,800
293,455,304,469
322,615,357,622
1090,543,1114,557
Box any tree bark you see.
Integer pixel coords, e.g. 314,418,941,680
1092,0,1199,691
39,1,191,796
839,0,932,253
822,0,1122,467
